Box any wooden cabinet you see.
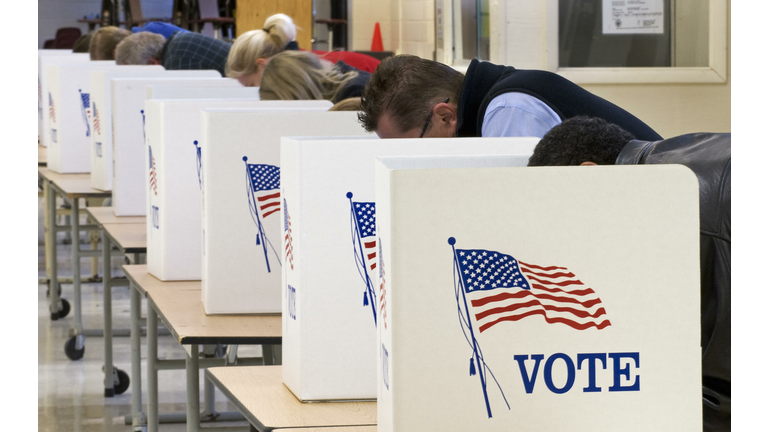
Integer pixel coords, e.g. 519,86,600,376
236,0,314,50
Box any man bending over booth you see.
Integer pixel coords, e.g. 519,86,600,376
358,55,662,141
529,116,731,432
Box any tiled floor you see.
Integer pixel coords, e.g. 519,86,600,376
37,238,255,431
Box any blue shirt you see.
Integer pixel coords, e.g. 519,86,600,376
132,22,190,39
481,92,562,138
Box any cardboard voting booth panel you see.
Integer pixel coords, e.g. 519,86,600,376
110,73,228,215
38,50,73,140
45,61,117,173
38,52,89,147
89,66,166,191
144,100,328,282
147,84,258,100
202,108,371,315
280,138,538,402
373,160,702,432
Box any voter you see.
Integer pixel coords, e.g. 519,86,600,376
528,116,731,432
358,55,661,141
259,50,370,104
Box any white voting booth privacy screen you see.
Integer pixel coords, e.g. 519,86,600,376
38,52,89,147
146,84,258,100
89,66,166,191
201,108,371,315
45,61,117,173
145,100,325,282
38,49,73,140
110,74,232,215
280,138,538,402
374,161,703,432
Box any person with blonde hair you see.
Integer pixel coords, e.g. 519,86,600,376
89,26,131,60
226,13,381,86
259,50,370,104
225,13,299,86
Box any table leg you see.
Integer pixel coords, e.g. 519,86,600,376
71,197,84,337
130,283,146,430
186,344,200,432
148,305,159,432
46,180,60,320
103,230,114,396
203,375,216,419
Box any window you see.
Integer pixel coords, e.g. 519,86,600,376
549,0,726,83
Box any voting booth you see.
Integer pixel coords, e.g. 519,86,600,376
146,85,258,100
38,52,89,147
38,49,73,141
201,109,371,315
144,100,328,282
279,137,538,402
89,66,166,191
110,74,230,215
45,61,117,173
373,160,703,431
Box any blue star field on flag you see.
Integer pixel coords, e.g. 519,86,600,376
353,202,376,238
456,249,531,293
248,164,280,192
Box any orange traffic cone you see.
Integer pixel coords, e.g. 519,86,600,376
371,22,384,51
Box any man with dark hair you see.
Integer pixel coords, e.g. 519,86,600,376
530,116,731,432
359,55,662,141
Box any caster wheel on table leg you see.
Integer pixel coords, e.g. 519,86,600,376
50,299,70,321
114,369,130,395
58,298,70,319
64,335,85,360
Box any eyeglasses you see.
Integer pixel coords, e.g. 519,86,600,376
419,98,450,138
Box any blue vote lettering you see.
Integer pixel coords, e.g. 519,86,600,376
514,352,639,394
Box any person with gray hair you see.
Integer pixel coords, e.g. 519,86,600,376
115,31,232,76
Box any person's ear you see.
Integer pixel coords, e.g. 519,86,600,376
580,161,598,166
254,57,270,71
433,102,458,136
147,57,161,65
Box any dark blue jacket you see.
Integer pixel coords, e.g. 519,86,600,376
457,59,662,141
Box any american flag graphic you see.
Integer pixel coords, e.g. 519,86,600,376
284,198,294,270
48,93,56,123
246,163,281,219
352,202,377,271
148,146,158,195
347,192,378,325
455,247,611,333
243,157,282,273
93,102,101,136
79,90,91,137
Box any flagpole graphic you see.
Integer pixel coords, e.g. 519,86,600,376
347,192,378,326
243,156,282,273
194,141,202,190
449,237,509,419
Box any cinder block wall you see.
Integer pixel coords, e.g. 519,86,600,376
351,0,435,59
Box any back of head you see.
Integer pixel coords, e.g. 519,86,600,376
358,54,464,133
114,32,167,65
226,13,297,77
527,116,635,166
259,50,358,102
330,97,362,111
89,26,131,60
73,32,93,53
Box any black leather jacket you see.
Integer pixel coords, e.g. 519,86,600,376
617,133,731,431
